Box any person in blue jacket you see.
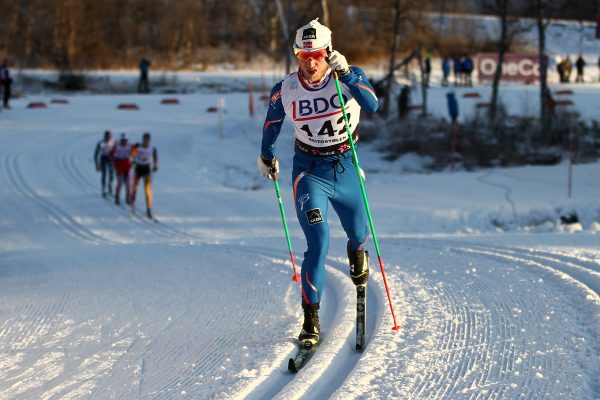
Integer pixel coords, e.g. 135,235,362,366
462,55,474,86
257,18,378,346
447,91,459,123
442,57,450,86
453,56,462,86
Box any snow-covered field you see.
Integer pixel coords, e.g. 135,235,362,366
1,86,600,399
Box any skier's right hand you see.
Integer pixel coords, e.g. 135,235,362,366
257,155,279,180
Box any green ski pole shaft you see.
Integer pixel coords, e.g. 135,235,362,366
332,71,401,331
273,173,301,283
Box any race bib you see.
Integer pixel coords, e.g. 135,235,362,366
281,74,361,148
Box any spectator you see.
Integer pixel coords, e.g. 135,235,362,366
423,52,432,88
138,58,151,93
575,55,585,83
398,85,411,120
446,91,459,123
563,56,573,83
441,57,450,87
556,57,565,83
462,55,474,87
453,56,462,86
0,59,12,109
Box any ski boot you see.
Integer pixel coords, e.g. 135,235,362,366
348,244,369,286
115,196,120,205
298,303,320,346
146,208,153,219
108,185,113,196
102,190,107,198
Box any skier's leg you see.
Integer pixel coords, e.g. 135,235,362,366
293,167,331,306
294,170,330,344
125,171,132,205
108,163,114,194
130,172,139,205
144,175,152,210
331,155,370,285
115,172,122,204
100,157,107,194
144,175,153,218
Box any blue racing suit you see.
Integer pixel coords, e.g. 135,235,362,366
261,66,378,305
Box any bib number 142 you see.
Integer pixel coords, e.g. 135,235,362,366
300,113,351,138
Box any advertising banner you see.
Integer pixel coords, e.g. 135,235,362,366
477,53,540,83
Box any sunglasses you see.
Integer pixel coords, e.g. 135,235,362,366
295,49,328,61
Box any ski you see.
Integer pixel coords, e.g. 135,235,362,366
288,341,317,373
356,284,367,351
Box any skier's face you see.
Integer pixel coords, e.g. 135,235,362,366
297,50,329,83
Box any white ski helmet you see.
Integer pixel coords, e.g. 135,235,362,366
293,18,332,53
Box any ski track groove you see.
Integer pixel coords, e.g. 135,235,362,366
4,143,115,245
397,239,600,400
142,247,282,398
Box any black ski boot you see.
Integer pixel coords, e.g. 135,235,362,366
146,208,153,219
115,196,120,205
348,245,369,286
298,303,320,346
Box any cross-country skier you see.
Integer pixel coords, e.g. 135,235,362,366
130,132,158,219
110,133,133,206
94,130,115,197
257,19,378,346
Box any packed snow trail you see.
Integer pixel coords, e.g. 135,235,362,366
0,93,599,399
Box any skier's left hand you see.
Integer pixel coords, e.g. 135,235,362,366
328,50,350,76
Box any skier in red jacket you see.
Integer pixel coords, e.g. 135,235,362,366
110,134,133,206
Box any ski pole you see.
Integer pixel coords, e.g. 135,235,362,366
332,71,401,331
273,173,301,283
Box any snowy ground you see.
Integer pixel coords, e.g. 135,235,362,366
1,87,599,399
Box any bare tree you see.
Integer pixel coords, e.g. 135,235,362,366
488,0,532,119
321,0,330,26
536,0,551,130
383,0,403,118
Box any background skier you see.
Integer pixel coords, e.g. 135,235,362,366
110,134,133,205
130,132,158,219
94,130,115,197
257,19,378,347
